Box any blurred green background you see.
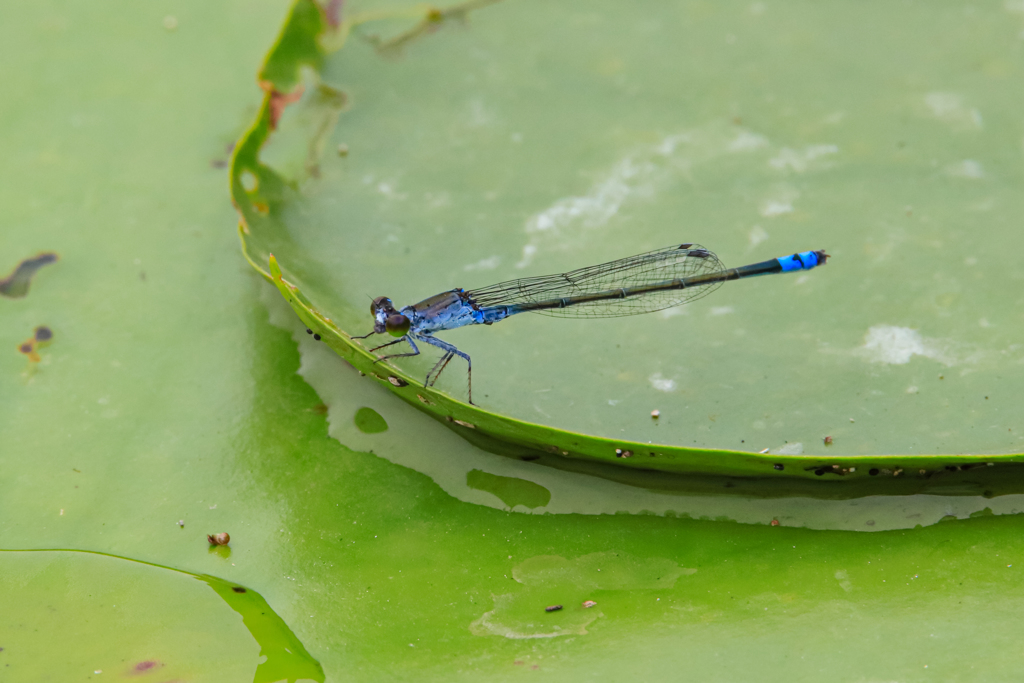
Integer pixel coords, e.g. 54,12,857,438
3,0,1024,681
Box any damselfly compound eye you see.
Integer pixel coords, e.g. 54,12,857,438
385,314,410,337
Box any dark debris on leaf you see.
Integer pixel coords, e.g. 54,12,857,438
0,252,58,298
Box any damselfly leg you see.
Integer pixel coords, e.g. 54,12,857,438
419,335,473,404
370,335,422,363
426,352,453,387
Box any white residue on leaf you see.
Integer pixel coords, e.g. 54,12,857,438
769,144,838,173
648,373,677,392
924,92,983,129
944,160,984,179
516,156,656,268
856,325,962,366
516,122,772,268
376,180,406,200
659,306,689,319
770,443,803,455
822,111,846,125
465,98,494,128
760,201,792,216
464,256,501,271
748,224,769,248
760,185,799,217
530,158,652,233
727,131,769,152
423,191,451,209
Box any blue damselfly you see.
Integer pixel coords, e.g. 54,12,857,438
353,244,828,404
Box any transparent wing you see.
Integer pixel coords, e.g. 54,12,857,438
465,243,726,318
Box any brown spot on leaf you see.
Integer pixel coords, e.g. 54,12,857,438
0,252,58,298
18,340,41,363
18,326,54,364
133,660,161,673
231,586,247,593
264,85,305,130
324,0,342,27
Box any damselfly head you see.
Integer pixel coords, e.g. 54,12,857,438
385,313,411,337
371,296,396,315
370,297,398,334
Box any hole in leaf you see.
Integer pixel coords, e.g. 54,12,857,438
354,407,388,434
240,170,258,193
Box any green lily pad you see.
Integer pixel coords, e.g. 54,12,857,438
9,0,1024,681
236,0,1024,479
0,550,323,683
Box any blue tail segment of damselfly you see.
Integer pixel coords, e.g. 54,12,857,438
352,244,829,404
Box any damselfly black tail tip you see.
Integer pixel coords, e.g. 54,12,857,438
814,249,831,265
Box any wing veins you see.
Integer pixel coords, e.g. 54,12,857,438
464,243,725,318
